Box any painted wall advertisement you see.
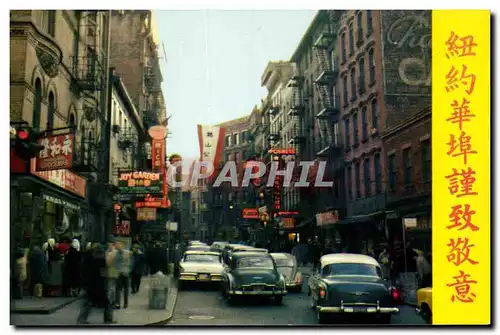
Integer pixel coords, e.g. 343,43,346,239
381,10,432,125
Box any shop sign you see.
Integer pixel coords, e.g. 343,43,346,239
282,218,296,229
118,171,163,194
137,207,157,221
135,196,164,208
316,210,340,226
35,133,74,171
273,175,281,210
403,217,417,228
276,210,299,216
43,194,80,211
166,221,178,231
268,148,296,155
152,139,165,170
30,160,86,198
242,208,259,219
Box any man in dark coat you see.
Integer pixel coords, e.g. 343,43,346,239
77,244,114,324
130,244,145,294
28,246,47,296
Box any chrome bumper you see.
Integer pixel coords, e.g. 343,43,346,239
179,273,223,282
317,304,399,314
229,289,287,296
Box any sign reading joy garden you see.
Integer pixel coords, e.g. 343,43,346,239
118,171,163,194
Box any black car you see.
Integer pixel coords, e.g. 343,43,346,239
308,253,399,324
221,252,287,305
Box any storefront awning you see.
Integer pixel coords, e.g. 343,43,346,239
338,211,388,225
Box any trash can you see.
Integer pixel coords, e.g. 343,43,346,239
149,271,169,309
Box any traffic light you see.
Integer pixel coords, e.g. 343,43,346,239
13,126,46,160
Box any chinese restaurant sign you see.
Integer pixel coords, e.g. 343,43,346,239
36,133,74,171
30,159,86,198
316,210,340,226
118,171,162,194
432,10,490,325
137,207,157,221
242,208,259,219
152,139,165,170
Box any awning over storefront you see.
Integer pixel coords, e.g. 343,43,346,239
338,211,387,225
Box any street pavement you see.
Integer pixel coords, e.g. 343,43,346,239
11,275,177,326
167,266,427,326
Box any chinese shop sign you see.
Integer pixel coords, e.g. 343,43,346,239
281,218,296,229
35,133,74,171
316,210,340,226
137,207,157,221
118,171,162,194
152,139,165,170
242,208,259,219
433,10,490,325
30,159,86,198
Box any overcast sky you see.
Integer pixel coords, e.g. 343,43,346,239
156,10,316,160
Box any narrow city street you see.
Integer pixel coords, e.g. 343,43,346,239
168,270,427,326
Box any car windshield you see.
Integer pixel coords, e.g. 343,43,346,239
322,263,382,277
236,256,274,269
273,257,295,268
184,254,220,263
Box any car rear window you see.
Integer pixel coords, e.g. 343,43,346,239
184,254,220,263
273,258,295,267
236,256,274,269
322,263,382,277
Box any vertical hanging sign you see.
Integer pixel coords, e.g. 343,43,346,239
432,10,490,325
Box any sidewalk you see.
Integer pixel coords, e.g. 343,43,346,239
11,275,179,326
11,295,82,314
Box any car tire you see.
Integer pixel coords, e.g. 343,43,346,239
274,295,283,305
317,311,328,324
421,305,432,324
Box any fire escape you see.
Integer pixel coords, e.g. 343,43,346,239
143,62,163,129
286,76,305,156
70,10,106,177
313,25,340,158
111,127,139,183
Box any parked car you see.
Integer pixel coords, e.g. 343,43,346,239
221,251,287,305
187,245,212,252
270,253,303,292
308,253,399,324
416,287,432,324
211,241,229,251
178,251,224,289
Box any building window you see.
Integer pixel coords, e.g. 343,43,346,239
388,154,396,192
371,99,379,130
344,119,350,147
69,113,76,129
364,157,371,196
368,49,375,84
341,33,347,63
374,153,382,193
361,107,368,141
348,22,354,55
359,57,366,94
403,147,413,186
355,162,361,198
32,78,42,130
350,68,356,101
239,132,245,144
233,133,238,146
48,92,55,130
225,136,230,147
342,75,348,106
347,165,353,199
366,10,373,36
356,11,363,44
352,113,359,145
421,139,431,182
47,10,56,37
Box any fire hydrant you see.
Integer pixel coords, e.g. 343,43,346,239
149,271,169,309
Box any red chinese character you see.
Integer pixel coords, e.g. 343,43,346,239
447,270,478,303
445,65,476,95
446,131,477,165
446,167,478,197
445,31,478,58
447,98,475,131
448,204,479,231
447,237,479,266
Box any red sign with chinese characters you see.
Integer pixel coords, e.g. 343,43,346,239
152,139,165,170
35,133,74,171
29,159,86,198
282,218,296,229
276,210,299,216
242,208,259,219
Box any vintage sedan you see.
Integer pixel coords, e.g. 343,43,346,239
187,245,212,252
221,251,287,305
178,251,224,289
416,287,432,324
270,253,303,292
308,253,399,324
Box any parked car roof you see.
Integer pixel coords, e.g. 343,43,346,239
187,245,211,251
320,253,380,267
184,250,221,256
242,248,268,253
270,253,294,259
231,251,273,259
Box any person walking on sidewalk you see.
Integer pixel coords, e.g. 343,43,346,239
130,244,145,294
105,237,118,308
113,241,131,309
11,248,27,300
77,243,115,324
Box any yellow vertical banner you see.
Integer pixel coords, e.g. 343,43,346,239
432,10,490,325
